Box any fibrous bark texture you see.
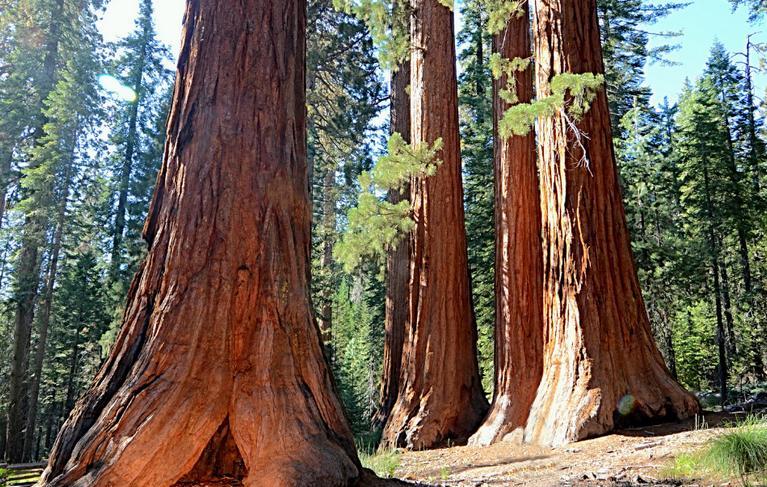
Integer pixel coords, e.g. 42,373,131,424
376,58,411,428
41,1,365,485
381,0,488,450
523,0,699,447
469,4,543,447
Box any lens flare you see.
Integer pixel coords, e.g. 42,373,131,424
618,394,636,416
98,74,137,102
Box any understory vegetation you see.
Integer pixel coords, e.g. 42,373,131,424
668,416,767,485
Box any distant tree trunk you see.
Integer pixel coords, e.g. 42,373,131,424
0,414,6,460
319,167,335,354
0,152,11,228
712,257,729,406
381,0,488,450
22,138,75,462
744,35,761,196
375,51,411,428
469,3,543,447
4,0,65,463
41,1,369,485
23,220,64,461
110,35,148,282
524,0,699,446
719,262,737,362
719,84,753,294
63,326,82,414
5,240,42,462
659,308,678,380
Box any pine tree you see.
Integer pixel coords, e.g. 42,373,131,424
307,0,384,356
107,0,173,289
457,0,495,394
731,0,767,21
5,0,103,462
596,0,685,133
675,77,736,405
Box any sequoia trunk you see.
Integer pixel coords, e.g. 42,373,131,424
376,55,411,427
524,0,699,446
41,1,367,485
381,0,488,450
469,3,543,447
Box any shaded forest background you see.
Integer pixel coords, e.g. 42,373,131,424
1,0,766,462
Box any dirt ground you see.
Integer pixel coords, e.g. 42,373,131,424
394,413,744,486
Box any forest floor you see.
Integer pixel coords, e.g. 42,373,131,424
391,412,747,486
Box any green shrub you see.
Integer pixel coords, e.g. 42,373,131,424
360,450,401,479
666,416,767,486
704,417,767,485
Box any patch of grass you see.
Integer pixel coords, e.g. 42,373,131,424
360,449,401,479
705,417,767,485
663,451,706,479
0,468,8,486
665,416,767,486
439,466,450,481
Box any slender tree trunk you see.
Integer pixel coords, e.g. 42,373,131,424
0,151,11,228
744,35,761,196
0,414,6,460
110,40,148,282
712,257,729,406
469,3,543,447
381,0,488,450
22,133,75,462
700,157,729,406
524,0,699,447
719,262,737,362
41,1,373,485
5,241,42,462
22,220,63,461
375,50,411,428
4,0,65,463
719,84,753,294
318,167,335,354
63,327,82,414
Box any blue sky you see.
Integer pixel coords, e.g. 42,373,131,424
646,0,765,104
98,0,764,106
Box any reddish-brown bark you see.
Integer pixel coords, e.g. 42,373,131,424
40,1,367,485
376,57,411,428
523,0,700,447
380,0,488,450
469,4,543,447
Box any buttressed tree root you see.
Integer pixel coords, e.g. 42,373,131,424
40,0,380,485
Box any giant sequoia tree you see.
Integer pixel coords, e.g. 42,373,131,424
522,0,700,447
381,0,488,450
377,39,411,427
469,2,543,447
41,0,368,484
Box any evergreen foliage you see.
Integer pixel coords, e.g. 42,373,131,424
457,0,494,393
335,134,443,274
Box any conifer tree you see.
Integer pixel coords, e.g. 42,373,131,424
307,0,384,356
5,0,103,462
457,0,495,393
674,78,735,405
107,0,173,289
524,0,699,446
469,0,544,447
596,0,684,133
381,0,488,450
